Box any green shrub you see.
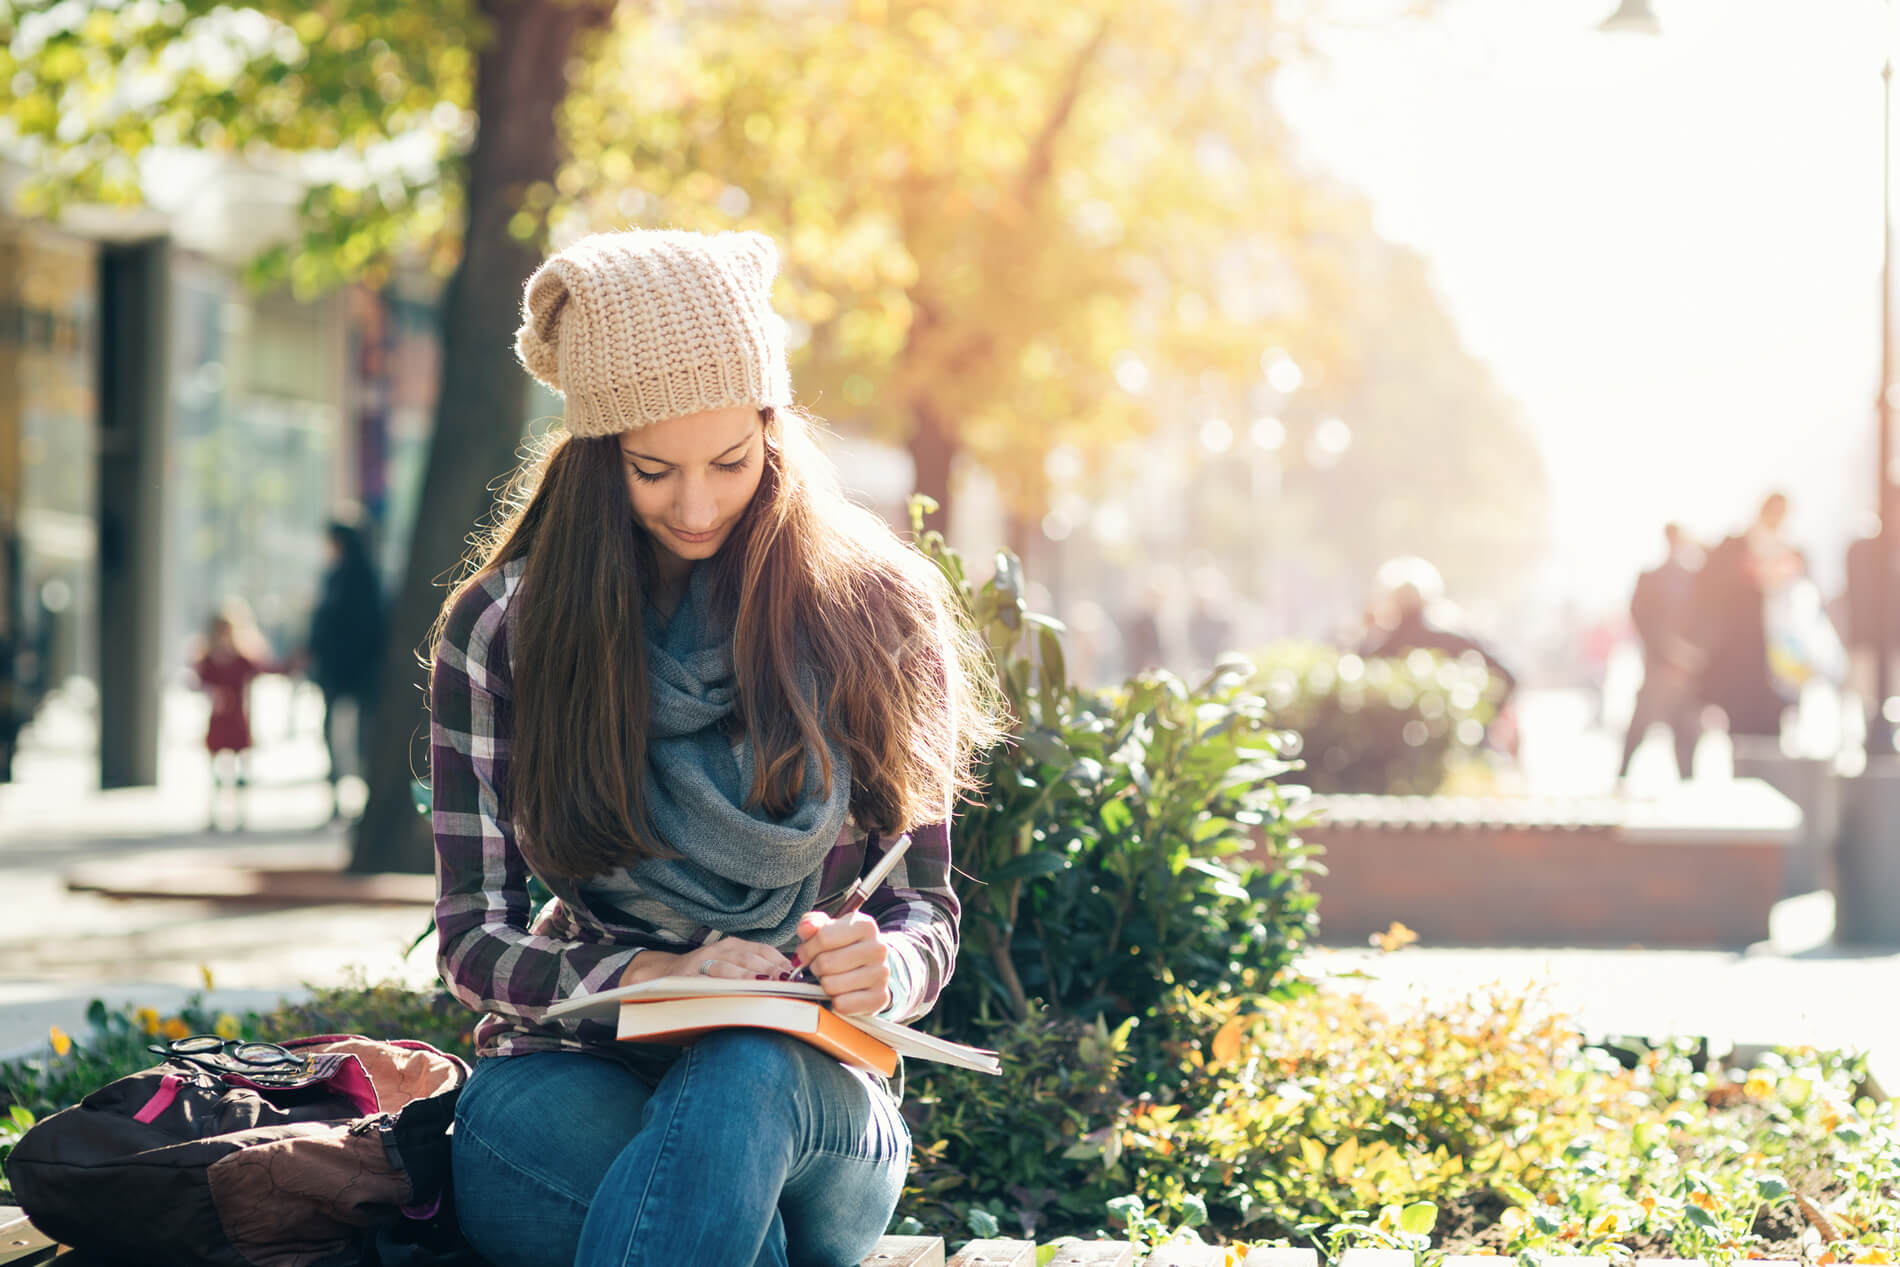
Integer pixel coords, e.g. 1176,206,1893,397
911,501,1321,1046
1253,641,1501,794
896,1009,1137,1242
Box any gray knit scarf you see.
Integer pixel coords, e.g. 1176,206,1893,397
621,564,851,944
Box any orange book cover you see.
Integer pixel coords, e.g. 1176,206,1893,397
614,996,900,1078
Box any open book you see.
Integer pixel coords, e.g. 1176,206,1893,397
543,977,1001,1076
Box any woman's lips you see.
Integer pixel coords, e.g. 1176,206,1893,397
670,525,721,544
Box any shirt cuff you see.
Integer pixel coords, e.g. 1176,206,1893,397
876,941,917,1021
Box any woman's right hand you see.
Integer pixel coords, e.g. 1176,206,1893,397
618,938,793,986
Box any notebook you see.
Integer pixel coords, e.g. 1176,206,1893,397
543,977,1001,1075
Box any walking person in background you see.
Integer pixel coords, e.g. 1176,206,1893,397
304,518,385,821
189,598,280,831
1685,492,1803,747
1841,498,1900,745
1617,523,1704,781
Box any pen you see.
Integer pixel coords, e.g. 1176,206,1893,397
787,832,912,983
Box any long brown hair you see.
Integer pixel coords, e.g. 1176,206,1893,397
430,406,1007,879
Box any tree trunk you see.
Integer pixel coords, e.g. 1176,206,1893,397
349,0,611,873
907,400,957,536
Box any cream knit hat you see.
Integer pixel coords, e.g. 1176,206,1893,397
514,228,792,437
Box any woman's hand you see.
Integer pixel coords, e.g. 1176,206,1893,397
617,937,792,986
795,912,891,1017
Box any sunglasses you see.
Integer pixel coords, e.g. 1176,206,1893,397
149,1035,311,1084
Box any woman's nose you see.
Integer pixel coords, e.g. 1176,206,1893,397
676,479,718,530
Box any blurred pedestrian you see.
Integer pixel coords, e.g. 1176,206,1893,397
1685,492,1802,744
1617,522,1703,780
304,517,386,820
1119,575,1170,676
1185,565,1235,680
1841,499,1900,739
189,598,279,830
1360,556,1519,750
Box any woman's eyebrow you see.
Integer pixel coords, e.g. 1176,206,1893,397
621,437,752,466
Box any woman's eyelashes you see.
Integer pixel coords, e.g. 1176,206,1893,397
627,456,752,484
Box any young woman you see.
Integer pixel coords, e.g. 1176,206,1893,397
429,229,1003,1267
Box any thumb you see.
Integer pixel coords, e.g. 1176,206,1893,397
798,911,830,939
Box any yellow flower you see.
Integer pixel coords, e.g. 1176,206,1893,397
1852,1251,1891,1265
1590,1212,1620,1236
1690,1192,1718,1212
1744,1072,1775,1099
1639,1196,1659,1216
200,964,215,991
135,1007,161,1036
213,1013,242,1040
48,1025,71,1056
160,1017,190,1040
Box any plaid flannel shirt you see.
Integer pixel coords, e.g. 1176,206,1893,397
429,560,960,1061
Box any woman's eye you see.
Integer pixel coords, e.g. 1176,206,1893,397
715,458,752,474
630,466,667,483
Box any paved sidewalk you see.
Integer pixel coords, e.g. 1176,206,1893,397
0,682,438,1058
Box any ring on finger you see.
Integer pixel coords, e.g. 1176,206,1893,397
698,959,715,976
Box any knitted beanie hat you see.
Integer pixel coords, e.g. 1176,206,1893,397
514,228,792,437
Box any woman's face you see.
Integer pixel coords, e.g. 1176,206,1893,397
618,406,766,576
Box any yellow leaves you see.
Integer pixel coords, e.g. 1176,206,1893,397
1297,1135,1325,1172
1208,1018,1246,1070
1330,1136,1359,1180
47,1025,71,1056
1372,921,1418,953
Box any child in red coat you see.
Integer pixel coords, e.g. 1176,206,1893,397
189,599,281,830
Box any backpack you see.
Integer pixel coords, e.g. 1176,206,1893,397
5,1034,473,1267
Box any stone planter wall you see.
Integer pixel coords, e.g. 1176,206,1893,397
1283,781,1801,948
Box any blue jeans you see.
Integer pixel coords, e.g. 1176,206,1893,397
452,1033,910,1267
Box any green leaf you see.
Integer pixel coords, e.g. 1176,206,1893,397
1683,1205,1718,1230
1037,623,1067,705
985,851,1071,883
1755,1176,1790,1201
966,1207,1001,1238
9,1105,35,1130
1399,1202,1437,1235
1017,727,1073,768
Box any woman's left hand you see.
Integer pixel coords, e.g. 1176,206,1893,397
795,912,890,1017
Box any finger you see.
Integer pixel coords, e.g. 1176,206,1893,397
815,958,888,997
797,913,878,963
728,944,792,973
826,981,892,1017
809,939,884,984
